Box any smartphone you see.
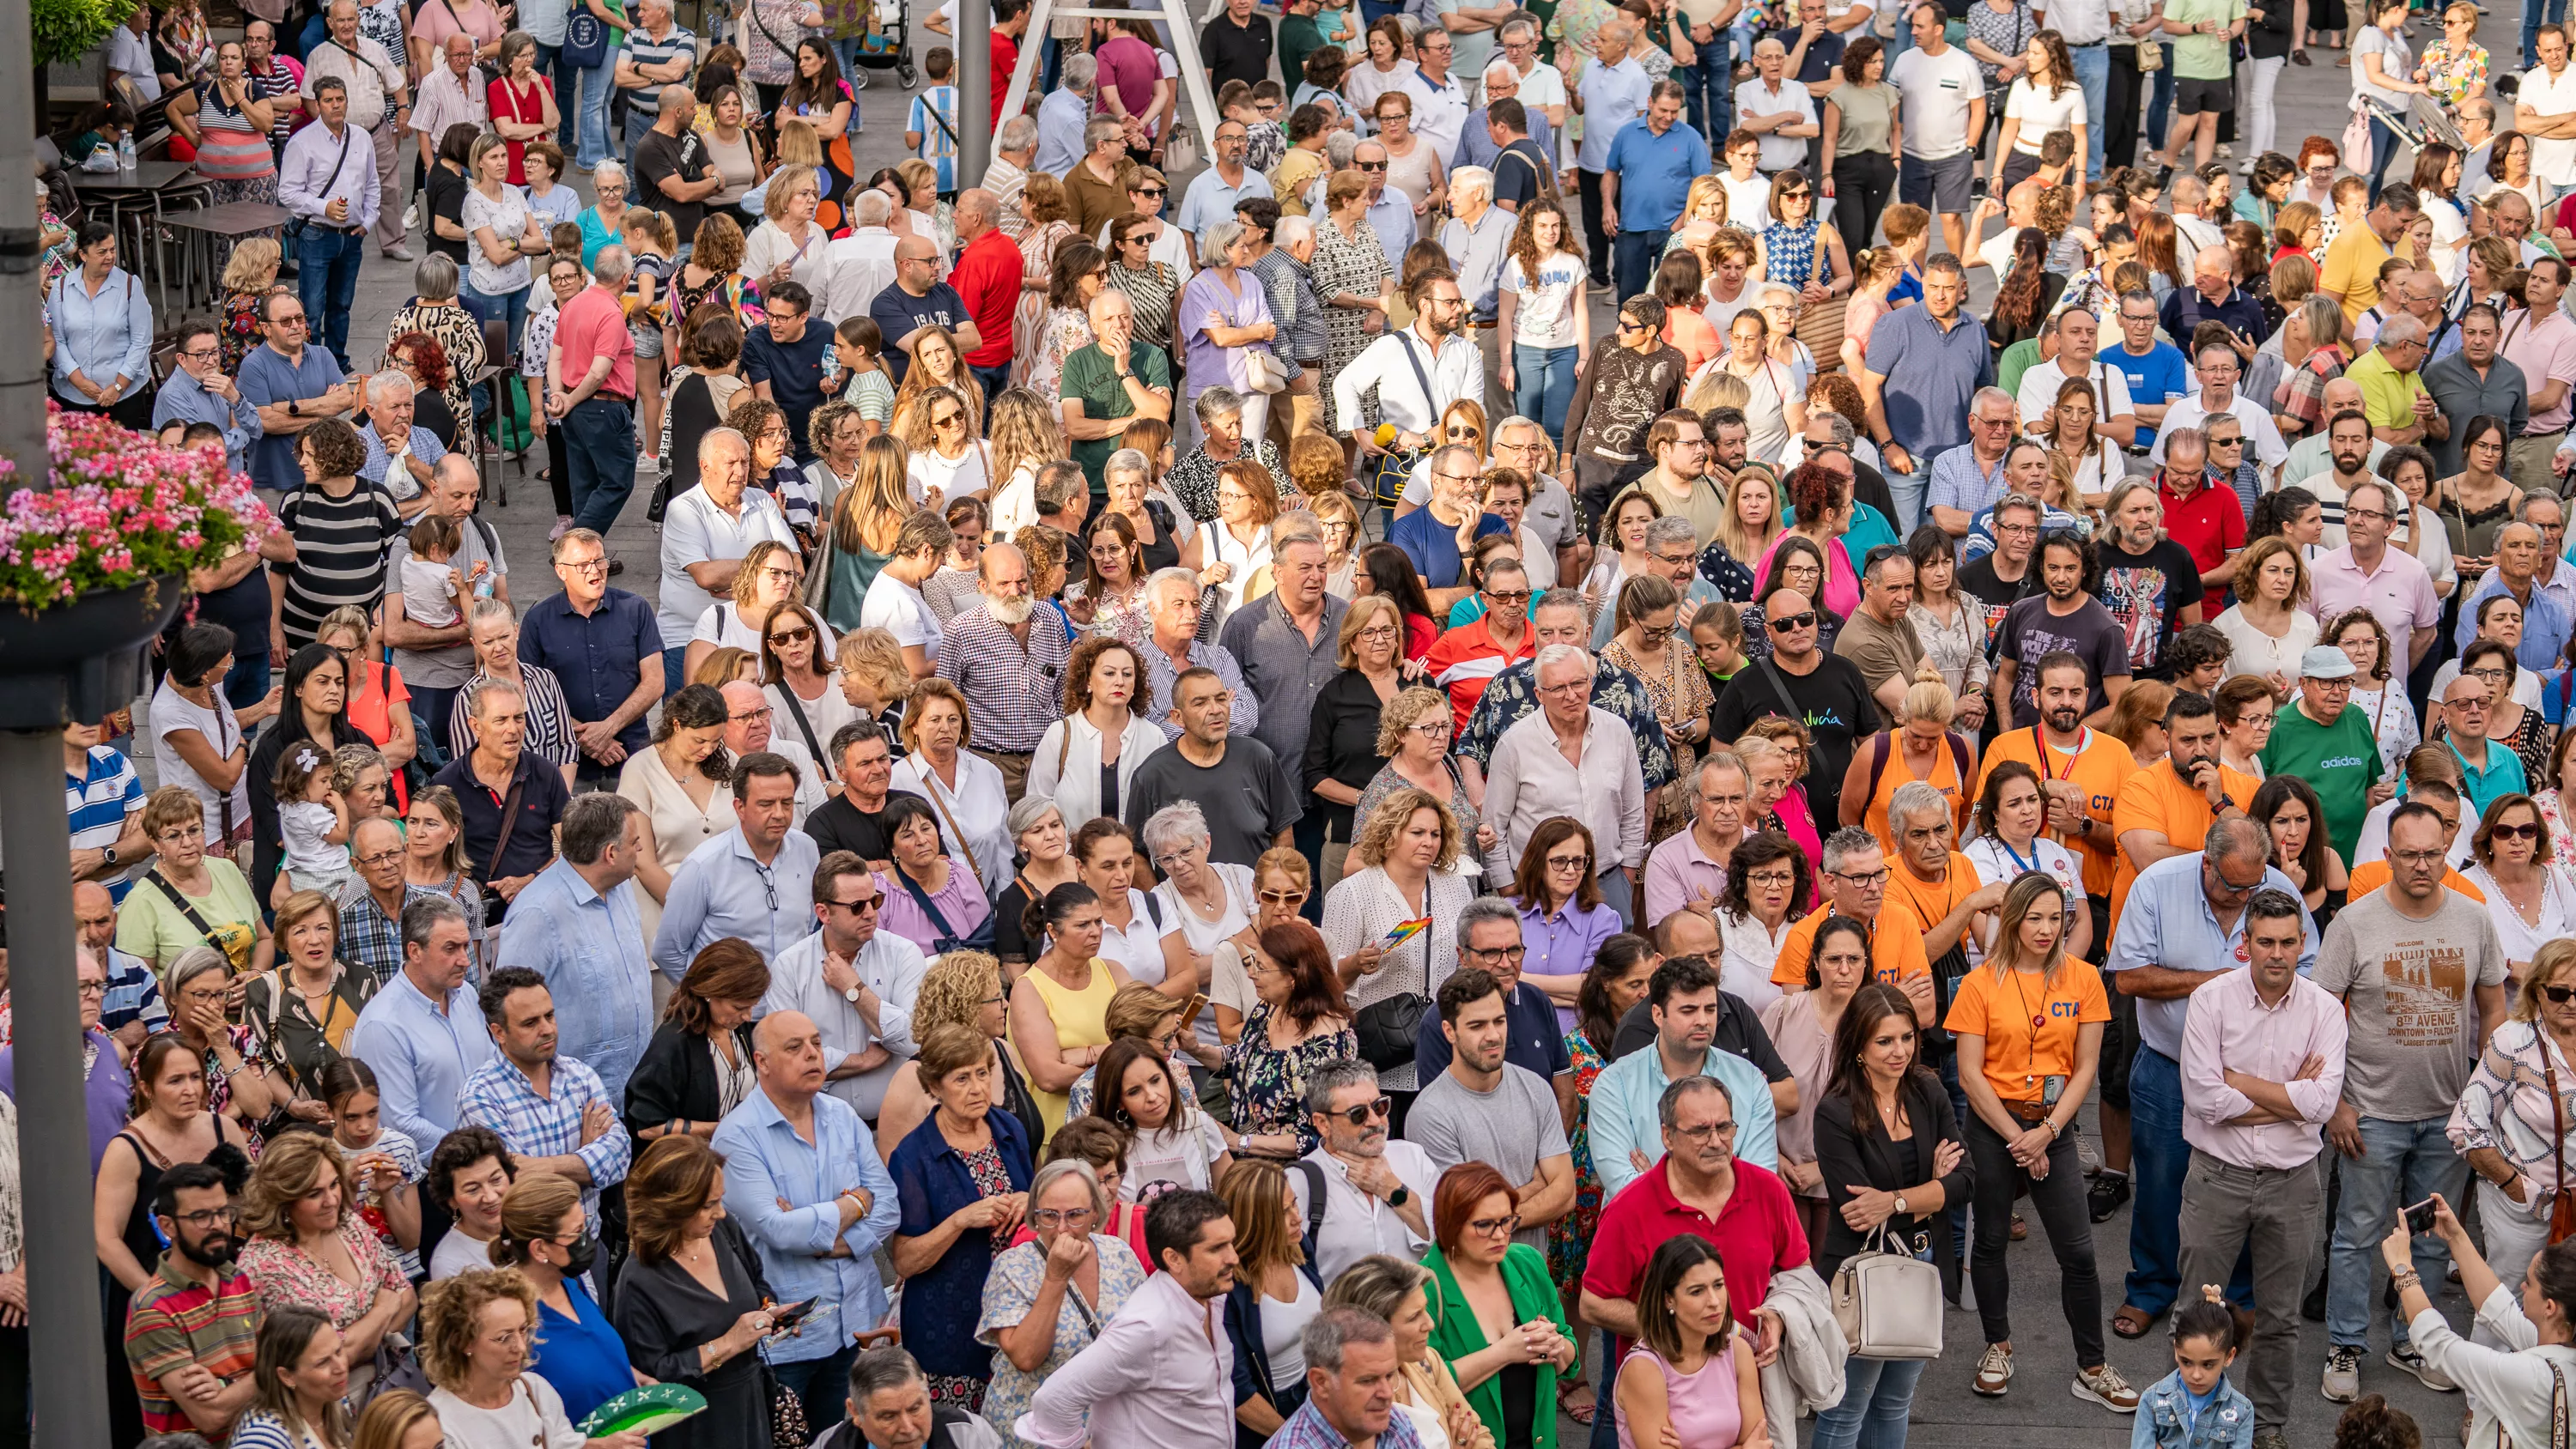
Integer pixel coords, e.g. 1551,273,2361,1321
2404,1197,2439,1235
768,1298,818,1331
2041,1074,2067,1111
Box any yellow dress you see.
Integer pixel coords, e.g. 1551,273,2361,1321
1022,957,1121,1143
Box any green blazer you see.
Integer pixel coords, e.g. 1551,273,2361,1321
1423,1242,1576,1449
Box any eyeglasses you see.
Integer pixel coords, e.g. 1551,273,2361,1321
355,847,404,868
165,1206,238,1228
1134,185,1167,198
1357,161,1389,171
1329,1096,1394,1125
1671,1120,1739,1142
560,556,609,574
1465,943,1528,964
178,347,220,361
933,412,965,429
1833,866,1892,888
1030,1207,1098,1228
1485,589,1532,604
829,894,884,914
2208,435,2245,448
2494,822,2546,841
1545,852,1591,871
731,706,775,725
76,980,108,997
1257,888,1309,904
1746,869,1796,888
1468,1214,1522,1236
1652,550,1697,567
1768,611,1819,633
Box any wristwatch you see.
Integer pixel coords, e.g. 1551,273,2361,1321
1387,1185,1412,1207
843,982,866,1005
101,844,118,867
1892,1192,1909,1216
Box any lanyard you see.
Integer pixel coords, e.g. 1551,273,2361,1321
1995,835,2036,876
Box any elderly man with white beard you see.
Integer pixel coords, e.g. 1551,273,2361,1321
933,543,1071,803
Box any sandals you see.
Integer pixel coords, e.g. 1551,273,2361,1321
2111,1303,2160,1339
1558,1379,1597,1425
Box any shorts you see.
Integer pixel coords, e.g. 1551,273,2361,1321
630,320,665,359
1898,150,1975,215
2175,76,2234,114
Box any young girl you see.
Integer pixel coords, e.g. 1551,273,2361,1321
622,207,677,467
398,513,479,634
2131,1287,2251,1448
835,315,894,438
272,743,351,906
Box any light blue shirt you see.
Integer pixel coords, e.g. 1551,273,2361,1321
515,0,569,45
711,1084,902,1362
1574,55,1652,172
2456,571,2576,675
347,967,498,1152
2449,737,2531,818
1365,191,1417,271
1033,88,1090,179
48,268,155,403
1438,205,1514,318
496,858,657,1106
1587,1037,1778,1201
2105,852,2318,1060
150,367,264,476
359,421,449,498
651,826,823,982
1176,166,1277,254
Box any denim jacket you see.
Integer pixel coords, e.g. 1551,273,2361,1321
2131,1371,2255,1449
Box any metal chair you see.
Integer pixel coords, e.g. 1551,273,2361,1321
473,314,519,508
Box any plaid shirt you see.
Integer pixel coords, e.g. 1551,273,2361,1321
933,602,1072,753
337,879,430,986
2279,342,2351,440
458,1052,632,1215
1273,1397,1425,1449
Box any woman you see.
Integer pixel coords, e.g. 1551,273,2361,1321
1345,16,1419,119
319,1059,424,1281
2104,680,2178,769
1202,461,1283,632
1139,801,1249,1009
1754,170,1849,323
1083,1010,1236,1181
1311,490,1366,601
1741,724,1827,864
1009,171,1078,366
1809,980,1971,1449
1905,528,1992,727
242,891,377,1114
151,625,267,858
1762,915,1876,1246
313,606,416,806
576,161,631,270
1328,1252,1504,1449
1819,40,1898,269
2040,378,2126,512
760,600,853,774
891,1023,1037,1409
898,383,993,514
1840,670,1977,853
1315,169,1395,403
742,163,833,300
898,159,956,264
165,41,277,221
1962,762,2087,945
1372,91,1446,216
2451,939,2576,1308
1943,874,2133,1410
2256,774,2347,935
2463,792,2576,978
608,1135,778,1448
1322,790,1476,1095
119,787,272,976
1102,448,1200,579
1613,1236,1767,1449
424,1268,645,1449
1706,834,1801,1012
1022,240,1107,401
700,87,767,218
1754,475,1858,632
1224,921,1360,1159
483,32,560,189
1698,467,1783,605
237,1134,418,1395
985,389,1071,541
482,1176,637,1429
2317,607,2421,784
220,237,283,372
1066,514,1156,651
776,39,857,215
1183,224,1283,449
2213,537,2319,690
2439,414,2527,588
892,681,1012,888
1200,848,1316,1056
1008,882,1135,1135
356,1391,446,1449
1305,597,1414,882
2382,1193,2576,1449
1029,638,1163,837
879,792,998,958
1604,576,1715,840
2381,445,2460,600
1990,32,2085,194
1497,200,1589,446
817,440,917,629
2212,674,2276,783
1583,491,1666,633
977,1156,1147,1444
446,602,575,781
46,221,154,428
2272,201,2325,264
2352,0,2425,201
422,1127,515,1282
686,539,811,679
918,496,990,623
1217,1156,1327,1436
2537,730,2576,846
460,131,547,354
1437,1161,1594,1446
876,953,1046,1160
618,683,735,949
1714,310,1804,468
402,787,489,974
1352,687,1491,881
626,939,769,1144
229,1307,355,1449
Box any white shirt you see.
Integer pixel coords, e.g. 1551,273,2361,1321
150,677,250,841
1888,44,1983,161
107,27,162,100
743,221,834,300
890,749,1012,890
2523,62,2576,186
1285,1143,1441,1282
859,571,943,659
656,484,798,646
1961,832,2084,967
1094,888,1172,985
1026,709,1167,831
1097,217,1193,276
2350,792,2482,865
1716,172,1772,228
758,928,928,1119
2461,861,2576,966
1330,324,1487,437
2014,356,2136,432
2150,392,2291,472
987,462,1040,538
1400,69,1474,165
819,227,900,324
1717,909,1793,1015
2004,76,2087,151
1732,78,1816,173
907,440,992,506
2212,603,2321,682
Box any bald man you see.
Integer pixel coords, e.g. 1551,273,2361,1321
869,234,980,386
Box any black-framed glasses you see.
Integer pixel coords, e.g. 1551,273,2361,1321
1358,160,1389,171
2544,984,2576,1004
164,1205,239,1229
828,894,884,914
1466,943,1528,964
1468,1213,1522,1235
1833,866,1892,887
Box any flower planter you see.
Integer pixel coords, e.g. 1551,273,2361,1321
0,573,183,729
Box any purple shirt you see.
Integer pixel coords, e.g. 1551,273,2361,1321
875,862,991,955
1643,828,1734,935
2180,967,2350,1170
0,1028,135,1171
1094,35,1163,131
1519,898,1621,1031
1178,267,1274,400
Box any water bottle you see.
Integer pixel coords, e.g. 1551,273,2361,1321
118,135,137,171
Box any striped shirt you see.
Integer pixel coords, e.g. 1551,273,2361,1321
273,477,401,650
617,21,696,110
933,603,1071,753
446,662,579,768
908,86,960,192
125,1259,262,1440
459,1052,632,1217
68,746,143,902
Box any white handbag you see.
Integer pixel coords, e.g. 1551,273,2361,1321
1243,349,1289,395
1830,1225,1943,1361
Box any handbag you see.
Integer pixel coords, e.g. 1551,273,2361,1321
1831,1223,1944,1360
896,860,997,955
2341,98,2375,177
1244,349,1290,395
2546,1051,2576,1246
1352,890,1435,1070
562,7,611,68
1166,126,1200,173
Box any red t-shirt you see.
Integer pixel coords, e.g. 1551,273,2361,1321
949,228,1022,370
2158,474,2246,577
1581,1157,1809,1358
555,283,637,403
991,32,1020,124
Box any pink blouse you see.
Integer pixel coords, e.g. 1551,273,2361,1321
240,1217,407,1330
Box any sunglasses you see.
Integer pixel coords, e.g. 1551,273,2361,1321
2545,984,2576,1004
769,626,816,647
1769,611,1819,633
1134,185,1167,197
1258,888,1309,904
2494,822,2546,841
933,412,964,428
1358,161,1389,171
1330,1096,1395,1126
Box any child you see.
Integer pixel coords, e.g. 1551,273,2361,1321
835,315,893,438
2131,1287,2252,1449
905,49,960,199
2331,1396,2421,1449
622,207,677,468
398,513,481,634
271,743,352,906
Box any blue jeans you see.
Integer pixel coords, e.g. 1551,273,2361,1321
1886,462,1925,536
2530,0,2567,67
222,650,272,715
2328,1113,2470,1353
2147,49,2173,157
1811,1349,1929,1449
2124,1046,2191,1316
297,225,365,370
661,644,690,698
572,57,618,168
1587,1329,1620,1449
2368,113,2405,203
563,394,639,533
624,107,659,168
1598,866,1634,930
1513,343,1580,447
971,361,1012,411
1612,229,1669,306
2070,43,2110,178
1678,36,1731,142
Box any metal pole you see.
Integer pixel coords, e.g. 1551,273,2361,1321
0,731,108,1448
960,0,993,190
0,0,49,484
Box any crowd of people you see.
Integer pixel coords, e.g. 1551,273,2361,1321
49,0,2576,1446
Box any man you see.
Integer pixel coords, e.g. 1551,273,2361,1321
2281,380,2389,489
1033,55,1097,180
1420,555,1533,732
353,372,444,512
380,457,506,735
742,281,833,464
2150,429,2246,592
826,1346,1007,1449
2151,342,2291,478
613,0,695,163
871,236,981,386
75,880,164,1050
64,713,146,894
1979,651,2141,946
496,792,656,1106
2104,816,2317,1342
1457,64,1554,179
459,966,631,1219
1924,389,2016,549
1565,19,1652,290
1018,1191,1238,1449
1201,0,1273,91
1064,119,1138,241
1990,531,2133,728
2174,886,2345,1449
1886,3,1983,260
1834,546,1929,718
273,76,378,373
2014,309,2139,450
349,894,496,1149
659,427,796,684
1486,646,1648,917
1276,1310,1423,1449
2505,258,2576,494
1060,289,1175,490
1959,491,2038,640
1289,1062,1442,1280
410,32,486,180
0,944,132,1167
1456,589,1679,803
1334,270,1485,470
153,323,264,477
653,752,821,978
2260,646,2388,862
1560,294,1685,516
2306,476,2440,678
2284,410,2371,556
123,1161,264,1441
2317,801,2511,1403
1404,967,1577,1258
760,850,925,1122
714,1009,903,1425
1222,524,1346,790
928,543,1068,797
2522,24,2576,186
1643,753,1752,924
1410,899,1580,1092
1126,672,1302,866
2091,481,2208,684
805,721,941,865
2111,288,2193,457
548,244,641,537
1490,416,1587,583
1862,255,1992,524
301,0,409,264
1624,410,1727,549
1398,28,1474,166
1733,39,1816,175
520,528,661,784
339,815,428,985
2437,671,2532,815
1598,80,1708,301
2108,689,2263,921
2319,185,2421,326
2358,266,2458,362
1707,583,1879,827
244,21,305,155
1765,824,1942,995
631,86,715,246
2422,305,2530,480
1483,98,1556,220
1439,165,1514,327
1139,571,1260,742
429,678,571,914
929,193,1018,403
2342,314,2439,451
1590,956,1784,1199
2460,521,2576,670
820,190,903,327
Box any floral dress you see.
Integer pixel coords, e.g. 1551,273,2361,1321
1313,215,1391,404
928,1139,1024,1406
1548,1028,1612,1297
1012,221,1077,383
977,1235,1147,1449
222,288,267,373
237,1216,410,1333
1226,1002,1362,1153
2421,39,2490,107
1021,305,1092,397
383,300,486,433
1601,635,1712,842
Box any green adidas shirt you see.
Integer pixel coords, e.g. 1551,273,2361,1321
2260,700,2381,862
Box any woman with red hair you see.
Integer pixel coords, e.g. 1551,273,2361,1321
1424,1161,1581,1442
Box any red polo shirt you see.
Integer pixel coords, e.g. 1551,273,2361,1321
2158,472,2247,578
949,227,1023,370
554,282,636,403
1581,1156,1808,1357
1421,617,1536,733
991,32,1019,124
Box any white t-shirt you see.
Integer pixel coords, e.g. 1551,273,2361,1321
1098,888,1170,985
988,461,1041,537
429,1228,496,1280
860,572,943,658
1152,863,1255,1046
2524,63,2576,187
1962,833,2084,966
1731,79,1816,173
1889,45,1984,161
149,677,250,841
1501,252,1586,349
690,600,841,654
1717,908,1791,1015
1126,1114,1230,1198
907,440,993,506
2003,76,2087,154
428,1378,585,1449
1717,172,1772,227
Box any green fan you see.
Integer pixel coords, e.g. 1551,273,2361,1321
579,1384,708,1437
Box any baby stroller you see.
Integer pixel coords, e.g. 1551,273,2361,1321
845,0,920,91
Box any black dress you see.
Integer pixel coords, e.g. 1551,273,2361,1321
610,1217,774,1449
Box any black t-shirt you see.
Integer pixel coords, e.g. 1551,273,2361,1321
197,568,275,656
1959,553,2032,645
869,281,973,385
2092,537,2208,682
1200,12,1275,92
741,323,831,462
802,788,946,861
1492,137,1552,211
1607,991,1795,1073
427,164,471,265
1992,595,2133,726
1705,652,1880,827
633,125,709,250
1125,736,1304,869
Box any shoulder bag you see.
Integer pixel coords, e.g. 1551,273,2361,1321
479,769,526,927
2545,1048,2576,1246
896,861,997,955
1753,656,1830,783
775,684,834,782
1831,1222,1944,1360
562,4,611,69
1352,885,1436,1070
915,771,990,896
142,868,254,972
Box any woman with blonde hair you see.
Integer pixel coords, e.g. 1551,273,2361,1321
888,325,986,441
236,1133,417,1396
742,161,832,296
902,383,994,512
1398,398,1492,518
817,439,917,630
221,234,285,371
422,1267,644,1449
1700,465,1784,603
353,1388,443,1449
1218,1156,1327,1428
1837,245,1909,378
984,388,1075,538
1321,790,1475,1096
1326,1253,1498,1449
1309,486,1367,597
2041,377,2126,510
2212,535,2320,692
1604,574,1714,841
833,627,915,746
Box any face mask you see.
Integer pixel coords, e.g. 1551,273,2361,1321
557,1228,599,1279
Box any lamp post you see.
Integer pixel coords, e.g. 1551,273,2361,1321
959,0,993,189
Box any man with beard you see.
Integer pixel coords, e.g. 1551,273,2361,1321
2281,380,2391,489
1590,957,1783,1201
460,967,632,1225
124,1159,264,1440
2260,646,2391,862
1629,410,1727,547
2108,690,2263,924
1706,581,1879,828
2422,308,2526,482
1287,1062,1442,1281
933,543,1071,802
2091,480,2207,682
1018,1190,1242,1449
1991,532,2134,730
1403,967,1577,1261
2308,476,2442,676
1959,493,2041,642
2295,411,2377,555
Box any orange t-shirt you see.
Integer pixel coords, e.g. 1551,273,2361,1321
1771,901,1933,988
1978,725,2138,900
2108,759,2263,923
1856,733,1973,860
2342,861,2486,902
1942,959,2113,1106
344,660,413,812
